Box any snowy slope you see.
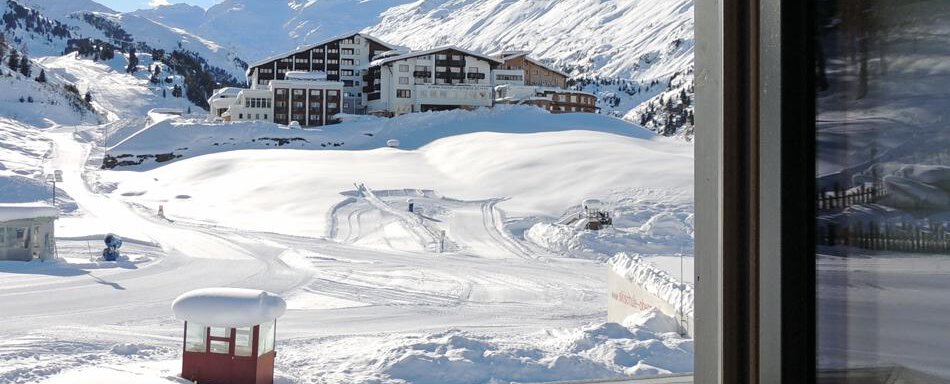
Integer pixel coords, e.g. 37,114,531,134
100,120,692,238
132,0,416,62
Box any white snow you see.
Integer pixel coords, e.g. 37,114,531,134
609,253,693,320
172,287,287,328
0,202,58,222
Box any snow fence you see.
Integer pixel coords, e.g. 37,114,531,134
607,253,694,337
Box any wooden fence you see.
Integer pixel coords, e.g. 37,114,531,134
819,222,950,253
818,183,886,211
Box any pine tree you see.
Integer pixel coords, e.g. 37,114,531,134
8,49,19,72
84,91,92,103
99,44,114,61
162,88,166,98
0,33,6,61
35,69,46,83
19,55,31,77
126,47,138,73
172,84,182,98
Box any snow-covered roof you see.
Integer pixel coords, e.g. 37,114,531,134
0,203,58,223
285,71,328,81
498,52,570,78
247,32,398,70
369,46,503,67
172,288,287,328
209,87,243,100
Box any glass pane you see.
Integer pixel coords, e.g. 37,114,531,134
209,326,228,338
184,322,206,352
209,340,229,354
234,327,253,357
258,320,275,356
816,0,950,380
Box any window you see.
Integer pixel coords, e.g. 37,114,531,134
293,90,304,96
185,322,206,352
452,54,462,61
328,59,339,65
341,69,354,76
399,64,409,72
436,54,447,60
450,67,461,73
436,66,446,72
415,65,428,72
327,90,338,97
341,48,354,55
399,77,409,85
208,327,229,354
342,59,354,66
258,320,275,356
310,102,321,109
327,70,339,75
327,103,337,109
234,327,253,357
468,67,478,73
276,89,286,95
396,89,411,98
310,90,322,97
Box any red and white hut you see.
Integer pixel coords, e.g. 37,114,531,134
172,288,287,384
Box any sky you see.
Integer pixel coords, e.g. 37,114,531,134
96,0,220,12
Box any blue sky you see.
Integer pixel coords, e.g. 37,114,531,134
97,0,220,12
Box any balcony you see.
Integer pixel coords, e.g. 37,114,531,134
413,71,432,78
466,72,486,80
436,59,465,67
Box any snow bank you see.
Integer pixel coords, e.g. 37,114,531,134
172,288,286,328
526,194,694,260
358,320,693,383
106,106,660,169
608,253,693,336
0,202,58,222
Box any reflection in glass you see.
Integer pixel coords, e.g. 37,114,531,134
816,0,950,380
184,322,206,353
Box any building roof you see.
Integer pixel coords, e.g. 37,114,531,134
247,32,398,70
172,288,287,328
497,51,570,78
0,203,58,223
369,45,504,67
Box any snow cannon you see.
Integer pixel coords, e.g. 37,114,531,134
173,288,286,384
387,139,401,148
102,233,123,261
288,120,302,129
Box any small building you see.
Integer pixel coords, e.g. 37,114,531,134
0,203,58,261
364,46,500,116
208,71,344,127
495,84,597,114
494,51,568,88
172,288,287,384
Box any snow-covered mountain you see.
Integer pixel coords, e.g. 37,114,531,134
131,0,696,138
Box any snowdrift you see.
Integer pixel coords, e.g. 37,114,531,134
608,253,694,336
104,106,659,169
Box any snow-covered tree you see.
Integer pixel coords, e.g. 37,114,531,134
126,47,139,73
7,49,19,72
19,55,31,77
35,69,46,83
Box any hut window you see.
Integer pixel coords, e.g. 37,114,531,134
185,322,207,352
258,320,276,356
209,327,230,354
234,327,253,356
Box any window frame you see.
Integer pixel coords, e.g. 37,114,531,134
694,0,816,382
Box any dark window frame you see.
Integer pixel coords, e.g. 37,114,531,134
695,0,815,382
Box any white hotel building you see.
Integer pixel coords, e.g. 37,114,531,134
363,47,501,116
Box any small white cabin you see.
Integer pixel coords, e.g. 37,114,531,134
0,203,58,261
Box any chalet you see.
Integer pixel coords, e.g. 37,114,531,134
494,51,568,88
495,85,597,114
363,46,501,116
492,52,596,113
245,32,397,115
209,71,343,127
